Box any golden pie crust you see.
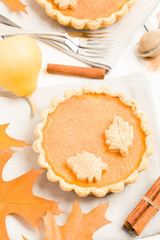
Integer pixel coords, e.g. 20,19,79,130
33,86,153,197
36,0,137,30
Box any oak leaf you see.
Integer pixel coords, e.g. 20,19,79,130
1,0,28,13
0,151,63,240
22,237,28,240
43,199,111,240
0,123,29,152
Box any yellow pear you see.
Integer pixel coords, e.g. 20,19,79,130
0,35,42,114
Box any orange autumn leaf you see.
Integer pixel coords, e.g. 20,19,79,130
0,151,63,240
0,123,28,152
22,237,28,240
1,0,28,13
43,199,111,240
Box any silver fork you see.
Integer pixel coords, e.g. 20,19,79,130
33,32,113,58
0,14,111,71
1,26,113,58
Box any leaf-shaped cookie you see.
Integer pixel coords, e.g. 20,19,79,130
54,0,78,9
105,116,134,156
43,199,111,240
67,151,107,182
0,151,63,240
1,0,28,13
0,123,28,152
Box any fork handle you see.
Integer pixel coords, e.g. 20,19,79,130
70,55,111,72
0,24,66,38
0,24,67,45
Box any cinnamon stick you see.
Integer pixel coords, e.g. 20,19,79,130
47,64,106,79
124,177,160,235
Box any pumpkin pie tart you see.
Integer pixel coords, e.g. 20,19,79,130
33,86,153,197
36,0,136,30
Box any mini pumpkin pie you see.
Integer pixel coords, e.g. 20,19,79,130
33,86,153,197
36,0,137,30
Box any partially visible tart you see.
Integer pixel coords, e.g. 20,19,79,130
36,0,137,30
33,86,153,197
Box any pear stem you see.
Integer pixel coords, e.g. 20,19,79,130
26,95,36,116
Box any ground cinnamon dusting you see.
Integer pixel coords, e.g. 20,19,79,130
142,54,160,72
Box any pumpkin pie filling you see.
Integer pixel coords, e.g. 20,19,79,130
36,0,136,29
50,0,129,20
42,93,146,188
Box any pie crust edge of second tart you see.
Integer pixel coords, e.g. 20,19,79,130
36,0,137,30
33,86,153,197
